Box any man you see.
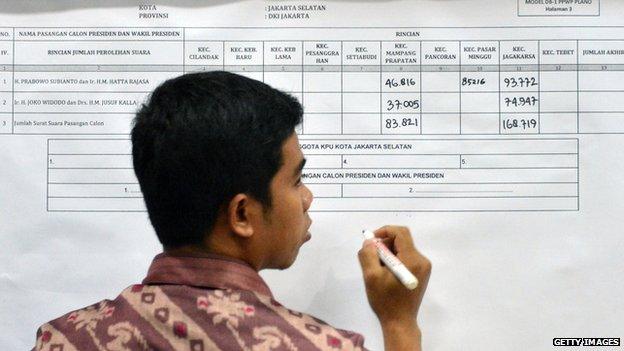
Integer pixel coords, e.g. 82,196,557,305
33,72,431,350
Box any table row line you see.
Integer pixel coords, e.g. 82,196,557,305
0,112,619,135
49,138,577,154
47,153,578,169
0,39,622,65
48,182,578,199
0,91,621,112
0,65,623,71
48,168,578,186
0,71,621,92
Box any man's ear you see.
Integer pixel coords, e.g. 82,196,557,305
227,193,258,238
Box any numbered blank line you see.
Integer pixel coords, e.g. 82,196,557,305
406,190,514,193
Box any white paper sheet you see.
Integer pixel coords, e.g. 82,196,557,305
1,1,623,350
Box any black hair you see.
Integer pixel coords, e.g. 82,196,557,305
131,71,303,248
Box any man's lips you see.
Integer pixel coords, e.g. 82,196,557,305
303,217,312,242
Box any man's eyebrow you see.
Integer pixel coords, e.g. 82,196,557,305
294,158,307,177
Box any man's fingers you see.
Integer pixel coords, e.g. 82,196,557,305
374,225,416,254
373,226,432,279
358,239,383,282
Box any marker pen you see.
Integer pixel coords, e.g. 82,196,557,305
362,229,419,290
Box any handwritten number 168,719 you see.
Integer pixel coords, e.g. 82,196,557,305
502,118,538,131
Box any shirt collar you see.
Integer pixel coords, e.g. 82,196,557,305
142,252,273,298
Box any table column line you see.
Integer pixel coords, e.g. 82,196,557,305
300,40,304,135
340,41,343,134
498,40,501,135
46,139,49,211
576,39,580,134
182,28,185,74
538,40,541,134
11,27,15,134
379,40,382,135
419,41,423,135
458,40,462,134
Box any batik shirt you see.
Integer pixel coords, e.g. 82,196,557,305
32,253,368,351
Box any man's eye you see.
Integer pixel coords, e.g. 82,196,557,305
295,177,302,186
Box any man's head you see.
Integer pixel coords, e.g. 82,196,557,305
131,71,312,269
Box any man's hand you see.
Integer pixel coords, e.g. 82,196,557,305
357,225,431,350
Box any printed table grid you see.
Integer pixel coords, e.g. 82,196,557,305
46,138,579,212
0,28,622,136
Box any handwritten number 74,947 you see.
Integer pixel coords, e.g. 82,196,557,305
504,96,538,107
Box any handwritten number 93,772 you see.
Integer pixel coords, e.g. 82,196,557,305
504,77,538,88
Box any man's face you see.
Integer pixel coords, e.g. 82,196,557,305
255,132,313,270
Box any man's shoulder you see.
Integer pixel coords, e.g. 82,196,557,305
33,284,367,351
195,286,368,350
32,285,138,350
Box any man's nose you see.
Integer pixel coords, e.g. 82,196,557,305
302,184,313,211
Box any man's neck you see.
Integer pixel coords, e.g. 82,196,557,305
164,242,260,271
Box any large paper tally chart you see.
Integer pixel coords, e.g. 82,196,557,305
1,1,623,350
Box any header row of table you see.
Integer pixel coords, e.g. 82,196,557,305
0,41,622,65
1,27,623,41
